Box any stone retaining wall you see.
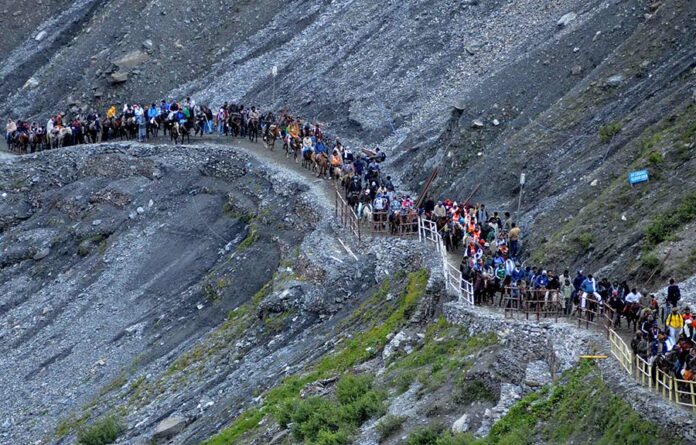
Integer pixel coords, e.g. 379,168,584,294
443,300,696,441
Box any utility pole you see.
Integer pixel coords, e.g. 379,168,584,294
516,172,525,222
271,66,277,105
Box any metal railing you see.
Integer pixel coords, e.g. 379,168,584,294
334,188,361,242
501,289,565,322
417,217,473,305
607,326,696,411
362,210,419,236
608,328,633,375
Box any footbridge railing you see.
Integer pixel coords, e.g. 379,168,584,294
335,188,362,242
417,217,474,305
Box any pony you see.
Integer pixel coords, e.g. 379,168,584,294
314,152,329,178
622,302,642,331
248,117,260,143
29,131,46,152
86,120,99,143
171,122,181,144
48,127,72,148
228,113,241,137
390,211,402,235
302,149,314,170
13,132,29,153
357,202,373,223
148,117,160,139
265,124,281,151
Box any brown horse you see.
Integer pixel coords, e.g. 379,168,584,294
314,152,329,178
390,211,402,235
228,113,241,137
302,149,314,170
28,132,46,152
171,122,181,144
265,124,281,151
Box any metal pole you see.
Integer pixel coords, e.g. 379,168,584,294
516,172,525,222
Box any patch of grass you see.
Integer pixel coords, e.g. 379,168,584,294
165,304,255,377
237,224,259,252
641,132,662,152
388,320,496,390
202,282,220,301
317,270,429,374
277,373,386,445
205,271,428,444
392,369,417,394
376,414,407,441
76,416,123,445
644,192,696,246
410,362,676,445
483,362,674,445
407,424,444,445
677,246,696,277
575,232,593,251
251,281,272,306
598,122,621,143
99,371,127,397
201,409,264,445
55,413,89,438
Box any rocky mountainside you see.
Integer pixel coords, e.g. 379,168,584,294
1,0,696,444
2,0,694,284
0,143,687,444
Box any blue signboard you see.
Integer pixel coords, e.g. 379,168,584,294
628,170,649,185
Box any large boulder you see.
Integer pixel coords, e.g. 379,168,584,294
110,72,129,84
153,416,187,440
557,12,577,28
113,50,149,70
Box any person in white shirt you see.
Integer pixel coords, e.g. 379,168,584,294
625,288,642,304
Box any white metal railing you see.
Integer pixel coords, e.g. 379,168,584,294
418,217,474,305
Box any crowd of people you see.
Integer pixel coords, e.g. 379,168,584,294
4,97,222,152
5,98,694,390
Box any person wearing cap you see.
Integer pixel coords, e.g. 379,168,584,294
666,306,685,344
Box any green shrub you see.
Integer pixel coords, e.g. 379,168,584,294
646,151,663,165
599,122,621,143
76,416,123,445
576,232,593,251
407,424,444,445
376,415,406,441
278,374,386,444
640,252,660,269
644,192,696,246
452,378,495,405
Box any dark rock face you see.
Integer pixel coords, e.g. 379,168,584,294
0,143,314,443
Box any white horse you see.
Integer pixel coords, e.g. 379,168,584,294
357,202,373,222
48,127,72,148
